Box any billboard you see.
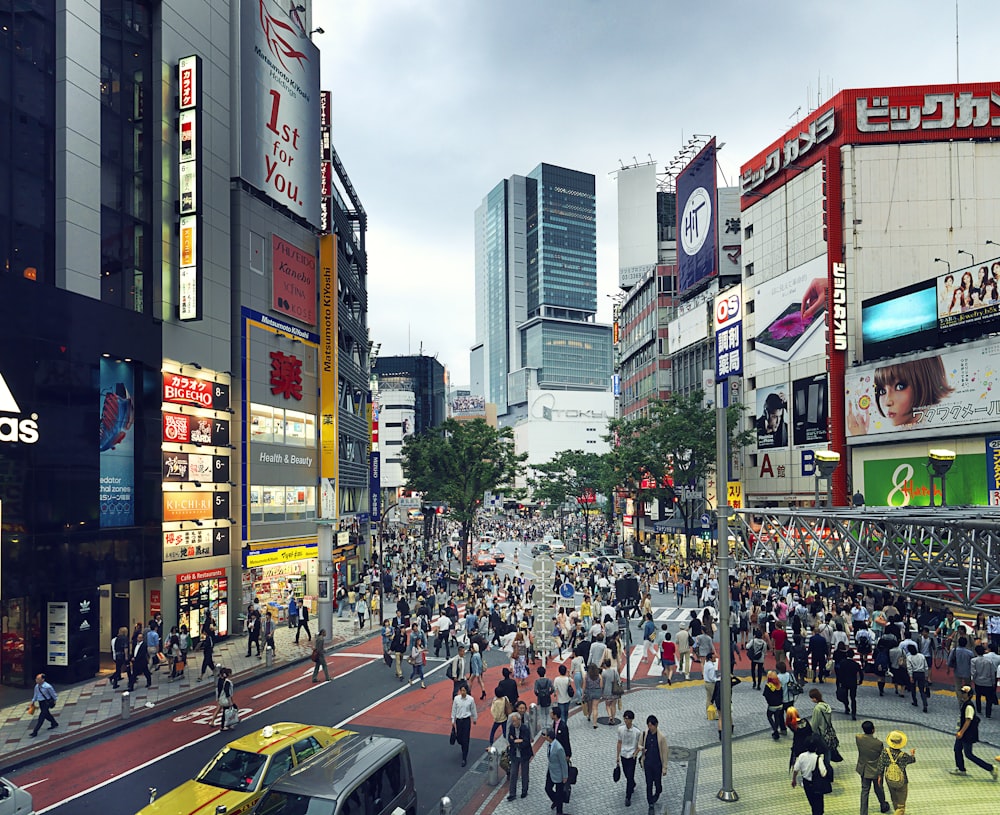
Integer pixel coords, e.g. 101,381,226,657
861,281,938,359
714,285,742,378
239,0,321,227
617,163,658,289
861,451,987,507
677,139,717,294
753,254,827,372
272,235,317,325
99,359,135,528
667,303,709,355
450,394,485,417
755,383,789,450
845,340,1000,440
937,262,1000,332
987,435,1000,506
792,374,829,446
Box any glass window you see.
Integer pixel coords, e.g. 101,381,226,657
292,736,322,764
285,409,307,445
249,487,262,521
250,403,279,444
262,488,285,522
262,747,294,787
255,792,335,815
338,786,365,815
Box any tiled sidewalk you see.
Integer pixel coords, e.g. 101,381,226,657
0,613,374,767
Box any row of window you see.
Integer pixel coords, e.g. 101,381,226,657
248,486,316,522
249,403,316,446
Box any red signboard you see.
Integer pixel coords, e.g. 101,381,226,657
150,589,161,615
577,489,596,505
272,234,317,326
741,83,1000,204
176,567,226,585
163,373,213,408
269,351,303,400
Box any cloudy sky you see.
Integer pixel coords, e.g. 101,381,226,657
315,0,1000,386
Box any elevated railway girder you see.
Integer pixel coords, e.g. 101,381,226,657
729,507,1000,615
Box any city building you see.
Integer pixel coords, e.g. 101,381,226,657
470,163,613,426
0,1,369,687
738,82,1000,508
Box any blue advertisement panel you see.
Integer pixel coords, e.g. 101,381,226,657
99,359,135,527
987,435,1000,506
677,139,717,294
369,451,381,519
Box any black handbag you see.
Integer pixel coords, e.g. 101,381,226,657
568,765,579,785
613,764,622,783
449,726,456,746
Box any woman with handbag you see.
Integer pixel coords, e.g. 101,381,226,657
216,667,237,732
505,712,532,801
407,635,427,689
808,688,840,763
488,688,512,745
311,629,330,682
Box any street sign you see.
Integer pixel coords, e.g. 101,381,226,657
727,481,742,509
700,513,711,528
617,615,628,632
559,582,575,600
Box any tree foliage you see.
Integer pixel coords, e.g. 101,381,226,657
607,392,753,535
401,419,526,571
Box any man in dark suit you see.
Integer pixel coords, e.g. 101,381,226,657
855,720,890,815
550,706,572,759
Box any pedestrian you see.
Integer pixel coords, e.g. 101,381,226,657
312,628,331,682
216,667,236,732
166,627,183,680
905,643,930,713
390,621,408,681
287,593,299,629
488,688,512,745
245,607,261,657
295,598,312,644
357,594,368,630
584,663,603,727
855,720,891,815
571,652,585,705
950,685,999,779
970,644,997,718
145,619,161,673
198,624,216,681
111,626,129,690
834,647,863,720
763,670,785,740
791,739,832,815
553,664,574,722
497,666,519,710
543,727,570,815
600,658,619,722
407,629,427,689
506,711,532,801
263,611,276,655
534,664,554,718
876,729,915,815
747,628,767,689
947,635,974,698
809,688,838,764
178,625,191,671
467,641,485,698
550,705,572,760
447,645,469,697
639,714,668,814
450,683,477,767
130,631,152,690
615,709,641,807
28,673,58,737
703,651,720,715
674,622,691,679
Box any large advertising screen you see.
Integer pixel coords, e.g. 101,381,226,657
753,255,827,372
792,374,828,446
677,139,717,294
937,261,1000,332
99,359,135,527
239,0,321,228
861,450,987,507
861,281,938,359
755,383,789,450
845,339,1000,440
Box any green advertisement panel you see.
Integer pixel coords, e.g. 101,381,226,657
863,453,987,507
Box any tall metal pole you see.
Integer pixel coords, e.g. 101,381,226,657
715,402,738,802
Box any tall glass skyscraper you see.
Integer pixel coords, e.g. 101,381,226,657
471,163,612,420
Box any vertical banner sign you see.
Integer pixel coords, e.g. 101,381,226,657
831,262,847,350
99,358,135,527
714,285,742,378
178,55,202,321
320,90,332,234
677,138,718,294
319,235,338,519
271,235,317,325
369,451,381,519
240,0,321,228
987,435,1000,506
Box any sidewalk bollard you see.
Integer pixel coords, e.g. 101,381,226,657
438,796,452,815
486,744,502,786
121,691,131,720
528,703,540,738
265,645,274,667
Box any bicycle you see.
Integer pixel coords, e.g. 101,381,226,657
933,634,952,670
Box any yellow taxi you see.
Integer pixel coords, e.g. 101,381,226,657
137,722,353,815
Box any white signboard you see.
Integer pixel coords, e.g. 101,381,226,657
47,601,68,667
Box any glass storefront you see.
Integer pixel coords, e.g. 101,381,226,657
177,568,229,638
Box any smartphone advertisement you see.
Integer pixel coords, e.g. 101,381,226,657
753,255,827,372
792,374,829,446
755,384,789,449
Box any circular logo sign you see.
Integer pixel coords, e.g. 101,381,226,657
680,187,712,256
559,582,575,600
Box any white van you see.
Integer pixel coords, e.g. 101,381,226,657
548,538,566,552
0,778,32,815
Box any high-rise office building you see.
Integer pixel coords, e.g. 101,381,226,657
471,163,612,423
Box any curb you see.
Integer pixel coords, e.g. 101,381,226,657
0,627,373,775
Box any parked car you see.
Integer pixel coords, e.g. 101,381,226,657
138,723,353,815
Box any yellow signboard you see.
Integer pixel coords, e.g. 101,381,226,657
727,481,743,509
246,544,318,568
319,235,338,519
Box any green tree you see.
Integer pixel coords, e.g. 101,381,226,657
607,392,752,548
401,419,526,572
528,450,614,547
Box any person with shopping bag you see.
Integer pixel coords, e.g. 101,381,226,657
29,673,58,737
216,667,238,732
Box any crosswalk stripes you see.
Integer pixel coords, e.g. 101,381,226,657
652,607,693,624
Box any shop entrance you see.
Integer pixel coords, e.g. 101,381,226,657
1,597,28,687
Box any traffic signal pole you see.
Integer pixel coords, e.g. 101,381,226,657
716,402,738,802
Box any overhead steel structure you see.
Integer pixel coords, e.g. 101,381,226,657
729,507,1000,615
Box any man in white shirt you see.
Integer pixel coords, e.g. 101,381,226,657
588,634,608,669
434,613,452,659
615,709,642,807
703,652,720,710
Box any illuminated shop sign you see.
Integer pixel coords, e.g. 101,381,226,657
162,372,230,411
177,55,202,321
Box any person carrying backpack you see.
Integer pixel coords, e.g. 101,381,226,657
533,665,554,716
876,730,916,815
748,628,767,689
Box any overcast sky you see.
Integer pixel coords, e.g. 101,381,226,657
315,0,1000,387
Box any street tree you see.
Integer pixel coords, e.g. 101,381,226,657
607,391,752,549
401,418,526,572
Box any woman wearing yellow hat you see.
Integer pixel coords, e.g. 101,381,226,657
875,730,915,815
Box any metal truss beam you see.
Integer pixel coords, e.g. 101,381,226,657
730,507,1000,614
